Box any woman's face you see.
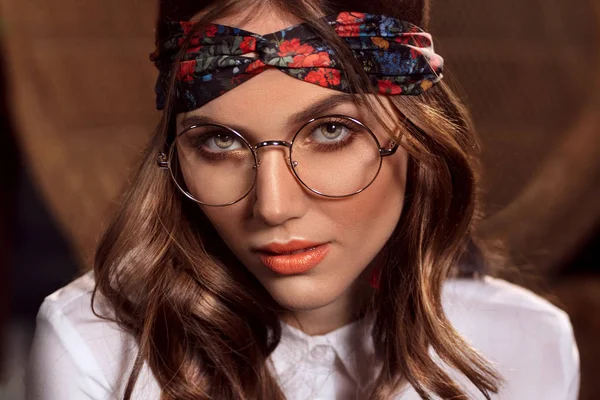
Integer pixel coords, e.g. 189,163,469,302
176,9,408,318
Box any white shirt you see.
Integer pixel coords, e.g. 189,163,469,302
26,272,580,399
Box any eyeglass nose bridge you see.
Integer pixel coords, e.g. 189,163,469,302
252,140,297,170
253,140,292,150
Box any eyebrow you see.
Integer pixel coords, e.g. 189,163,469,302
177,92,363,134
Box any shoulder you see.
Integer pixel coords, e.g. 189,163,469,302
27,272,160,400
443,275,572,330
37,271,98,323
442,276,580,399
442,276,575,347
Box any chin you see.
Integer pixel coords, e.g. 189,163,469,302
263,275,345,311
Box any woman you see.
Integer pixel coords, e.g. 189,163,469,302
27,0,580,399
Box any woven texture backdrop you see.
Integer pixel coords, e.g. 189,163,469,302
0,0,159,265
431,0,600,272
0,0,599,398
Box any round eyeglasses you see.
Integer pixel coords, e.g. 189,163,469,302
157,115,399,207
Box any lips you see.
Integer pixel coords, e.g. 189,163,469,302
254,240,330,275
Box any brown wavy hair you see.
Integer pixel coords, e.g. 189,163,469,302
93,0,504,398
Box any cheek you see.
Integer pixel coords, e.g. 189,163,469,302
319,151,407,243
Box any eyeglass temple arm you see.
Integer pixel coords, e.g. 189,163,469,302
379,139,400,157
157,152,169,168
380,110,422,157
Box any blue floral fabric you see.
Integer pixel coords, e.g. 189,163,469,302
150,12,444,112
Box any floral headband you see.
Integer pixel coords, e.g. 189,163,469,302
150,11,444,112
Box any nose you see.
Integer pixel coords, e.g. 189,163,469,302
251,143,308,226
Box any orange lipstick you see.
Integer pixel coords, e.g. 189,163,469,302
255,240,330,275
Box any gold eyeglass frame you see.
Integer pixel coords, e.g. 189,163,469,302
157,114,400,207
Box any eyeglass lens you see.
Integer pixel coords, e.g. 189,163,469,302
170,116,383,206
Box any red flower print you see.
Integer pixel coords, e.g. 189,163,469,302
179,22,195,46
335,24,360,37
289,51,331,68
305,70,327,86
394,34,413,46
186,45,202,54
277,38,314,57
202,24,218,38
178,60,196,83
246,59,267,74
377,80,402,95
240,36,256,54
304,68,341,87
334,11,365,37
180,22,194,37
335,11,366,24
324,69,341,86
178,22,216,46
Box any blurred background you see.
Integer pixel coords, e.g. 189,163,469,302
0,0,598,399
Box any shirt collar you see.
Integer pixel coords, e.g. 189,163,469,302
268,316,382,387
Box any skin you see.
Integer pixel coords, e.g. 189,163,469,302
177,6,408,335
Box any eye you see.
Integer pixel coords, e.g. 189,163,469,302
194,132,243,153
311,122,350,143
209,133,241,150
